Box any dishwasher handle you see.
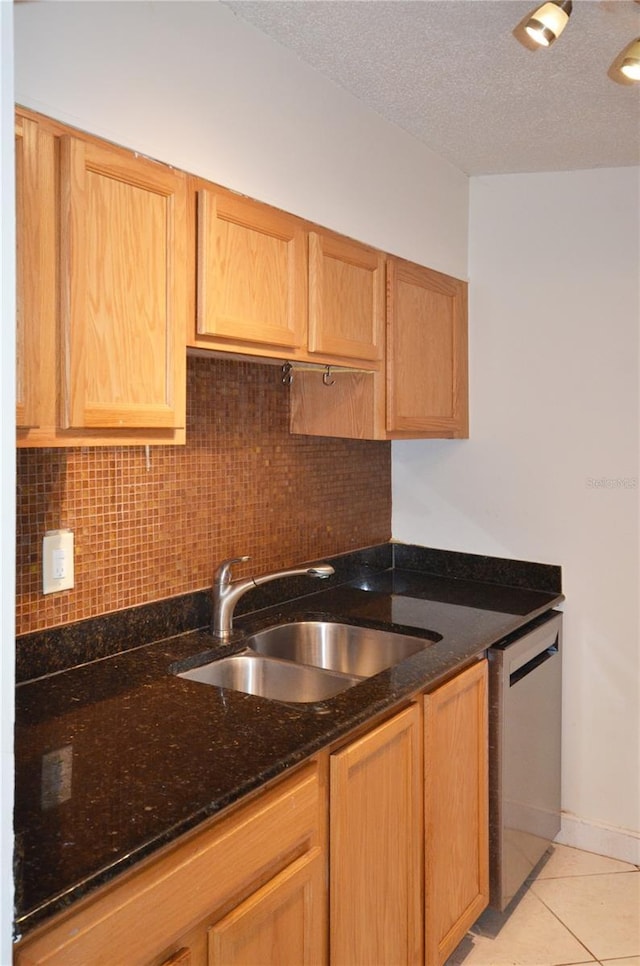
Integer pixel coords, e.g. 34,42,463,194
491,611,562,683
509,640,559,687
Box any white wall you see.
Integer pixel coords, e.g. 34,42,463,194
1,1,16,960
14,0,468,277
394,168,640,860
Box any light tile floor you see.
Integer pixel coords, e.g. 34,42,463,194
446,844,640,966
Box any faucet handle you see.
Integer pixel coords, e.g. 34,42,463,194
214,556,251,586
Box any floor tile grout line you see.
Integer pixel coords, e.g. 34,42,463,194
531,888,602,964
528,868,640,884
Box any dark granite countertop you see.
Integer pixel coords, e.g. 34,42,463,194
13,543,563,939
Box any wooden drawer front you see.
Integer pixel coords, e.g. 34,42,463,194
15,764,322,966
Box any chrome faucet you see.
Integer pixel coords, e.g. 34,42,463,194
211,556,335,640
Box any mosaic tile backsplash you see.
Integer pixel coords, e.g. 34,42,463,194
16,355,391,635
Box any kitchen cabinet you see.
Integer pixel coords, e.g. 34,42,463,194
192,189,385,370
329,662,488,966
195,185,307,353
424,659,489,966
14,662,489,966
308,230,385,364
289,256,468,440
330,704,423,966
208,849,324,965
13,761,327,966
387,256,468,437
16,108,187,446
16,108,467,444
15,115,42,431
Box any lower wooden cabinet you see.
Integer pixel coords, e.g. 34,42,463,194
14,662,488,966
424,659,489,966
14,762,326,966
330,704,423,966
208,848,324,966
328,661,488,966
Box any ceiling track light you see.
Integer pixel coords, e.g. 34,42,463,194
525,0,573,48
519,1,640,84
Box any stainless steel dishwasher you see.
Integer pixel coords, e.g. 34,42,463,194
488,610,562,911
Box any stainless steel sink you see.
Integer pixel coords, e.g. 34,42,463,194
245,620,434,677
177,652,360,704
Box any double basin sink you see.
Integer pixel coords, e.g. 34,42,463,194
177,620,440,705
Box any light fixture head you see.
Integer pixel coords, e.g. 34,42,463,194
525,0,573,48
619,37,640,81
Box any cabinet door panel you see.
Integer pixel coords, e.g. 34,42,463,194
424,660,489,966
59,136,186,429
308,231,384,362
208,849,325,966
15,116,45,430
197,189,306,350
387,258,468,437
330,704,423,966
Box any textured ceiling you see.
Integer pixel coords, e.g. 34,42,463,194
224,0,640,175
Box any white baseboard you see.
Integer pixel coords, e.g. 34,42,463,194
556,812,640,865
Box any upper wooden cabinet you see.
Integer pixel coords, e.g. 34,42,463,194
16,108,187,447
308,230,385,363
60,136,187,432
290,256,469,440
196,187,307,352
192,190,385,369
16,108,468,445
387,257,468,438
15,115,43,431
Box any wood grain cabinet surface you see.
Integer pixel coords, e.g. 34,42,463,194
15,115,43,432
196,186,307,354
424,659,489,966
192,191,385,372
16,108,468,445
386,257,469,438
290,256,469,441
330,704,424,966
16,108,187,447
308,230,385,364
13,762,326,966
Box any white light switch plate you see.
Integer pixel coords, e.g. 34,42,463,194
43,529,74,594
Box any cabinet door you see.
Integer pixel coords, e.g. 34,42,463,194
197,188,306,351
387,257,468,438
59,136,187,430
330,704,423,966
424,660,489,966
308,231,384,363
15,115,45,430
208,849,325,966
